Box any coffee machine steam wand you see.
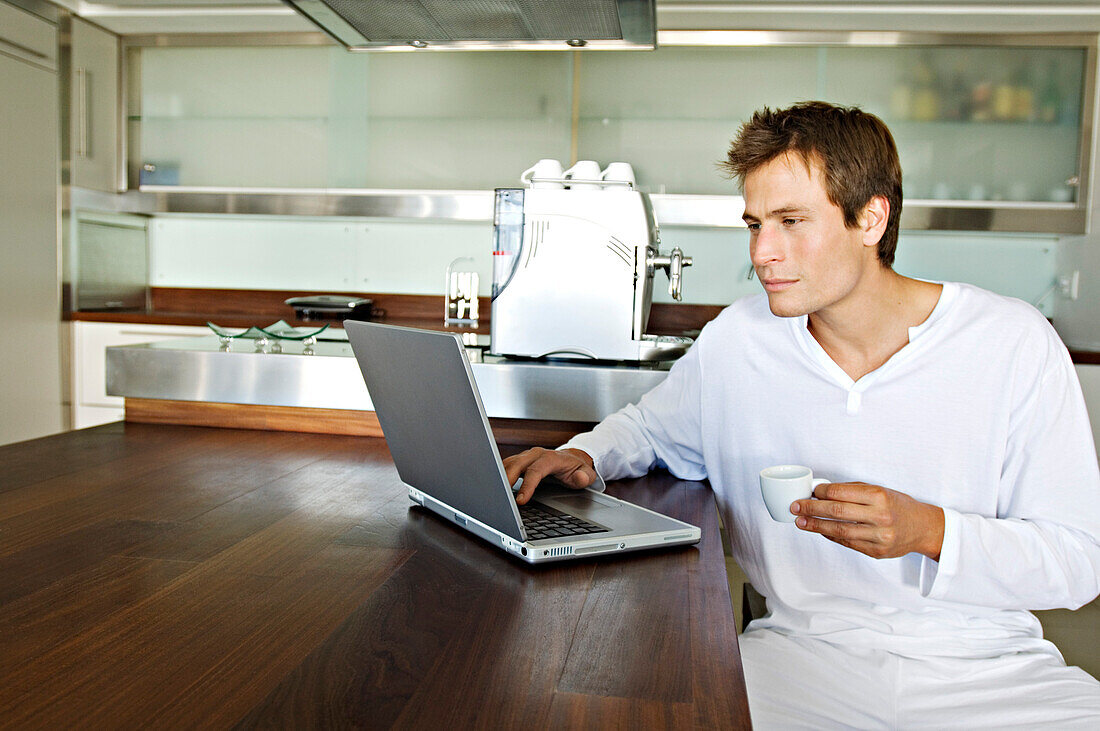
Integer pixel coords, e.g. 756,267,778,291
647,247,692,301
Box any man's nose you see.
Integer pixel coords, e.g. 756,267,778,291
751,225,783,266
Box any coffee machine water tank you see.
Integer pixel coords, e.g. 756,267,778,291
491,189,525,302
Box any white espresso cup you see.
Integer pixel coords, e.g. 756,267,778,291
759,465,830,523
521,159,564,188
563,160,602,190
600,161,636,189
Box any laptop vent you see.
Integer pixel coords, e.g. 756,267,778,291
542,546,574,558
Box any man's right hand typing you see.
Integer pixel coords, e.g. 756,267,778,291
502,447,598,505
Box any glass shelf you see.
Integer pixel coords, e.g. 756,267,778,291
139,115,331,122
139,114,565,122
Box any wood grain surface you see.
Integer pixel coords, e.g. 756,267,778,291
68,288,493,335
124,399,598,447
0,424,750,728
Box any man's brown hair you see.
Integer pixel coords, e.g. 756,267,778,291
721,101,903,268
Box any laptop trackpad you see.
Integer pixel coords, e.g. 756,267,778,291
550,492,621,510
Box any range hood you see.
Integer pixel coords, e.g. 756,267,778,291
282,0,657,51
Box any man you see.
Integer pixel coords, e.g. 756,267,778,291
504,102,1100,727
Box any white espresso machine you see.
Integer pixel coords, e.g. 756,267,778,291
489,184,693,362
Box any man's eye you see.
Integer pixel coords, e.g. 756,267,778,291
746,222,760,232
783,218,798,226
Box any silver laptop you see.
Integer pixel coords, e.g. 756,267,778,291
345,321,701,564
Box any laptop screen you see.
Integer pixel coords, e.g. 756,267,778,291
345,321,524,541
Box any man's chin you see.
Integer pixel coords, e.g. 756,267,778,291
765,293,809,318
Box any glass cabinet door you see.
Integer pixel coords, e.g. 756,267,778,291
140,47,334,188
576,47,819,195
822,45,1086,204
577,42,1088,205
356,51,574,190
139,47,573,190
136,38,1091,214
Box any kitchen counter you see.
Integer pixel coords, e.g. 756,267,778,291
66,288,493,336
106,334,673,423
68,287,720,338
0,423,750,727
86,287,714,445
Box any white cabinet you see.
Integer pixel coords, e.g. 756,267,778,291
0,2,64,447
69,16,120,192
72,321,207,428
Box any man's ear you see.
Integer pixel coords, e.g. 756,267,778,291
860,196,889,248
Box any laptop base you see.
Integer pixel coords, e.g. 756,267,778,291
409,487,700,564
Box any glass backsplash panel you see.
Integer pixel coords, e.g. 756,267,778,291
148,216,1060,317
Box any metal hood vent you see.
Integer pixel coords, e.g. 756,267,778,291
283,0,657,51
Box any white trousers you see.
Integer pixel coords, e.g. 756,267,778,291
739,628,1100,729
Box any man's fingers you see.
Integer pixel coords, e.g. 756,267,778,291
793,497,868,523
794,515,877,543
514,469,544,505
503,448,547,488
797,482,936,560
812,481,880,504
797,516,902,558
512,450,567,501
550,456,593,489
503,448,596,505
561,464,595,488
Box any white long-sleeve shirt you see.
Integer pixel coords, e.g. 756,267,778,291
564,282,1100,659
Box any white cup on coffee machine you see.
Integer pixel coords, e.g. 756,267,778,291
600,161,636,189
759,465,830,522
563,160,602,190
520,159,564,188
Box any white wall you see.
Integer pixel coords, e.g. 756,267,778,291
1076,365,1100,455
1054,35,1100,351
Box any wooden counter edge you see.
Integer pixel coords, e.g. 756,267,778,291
124,398,596,447
67,288,722,338
1071,350,1100,365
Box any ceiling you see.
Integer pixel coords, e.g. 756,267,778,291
54,0,313,34
56,1,1100,36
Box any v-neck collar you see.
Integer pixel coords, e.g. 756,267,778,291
789,281,957,392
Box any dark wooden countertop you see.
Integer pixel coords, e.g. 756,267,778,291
66,287,723,338
66,288,493,336
0,423,750,728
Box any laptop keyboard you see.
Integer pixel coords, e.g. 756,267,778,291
519,503,608,541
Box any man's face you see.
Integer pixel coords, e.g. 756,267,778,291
742,153,874,318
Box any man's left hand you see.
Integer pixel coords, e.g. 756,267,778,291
792,482,945,561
